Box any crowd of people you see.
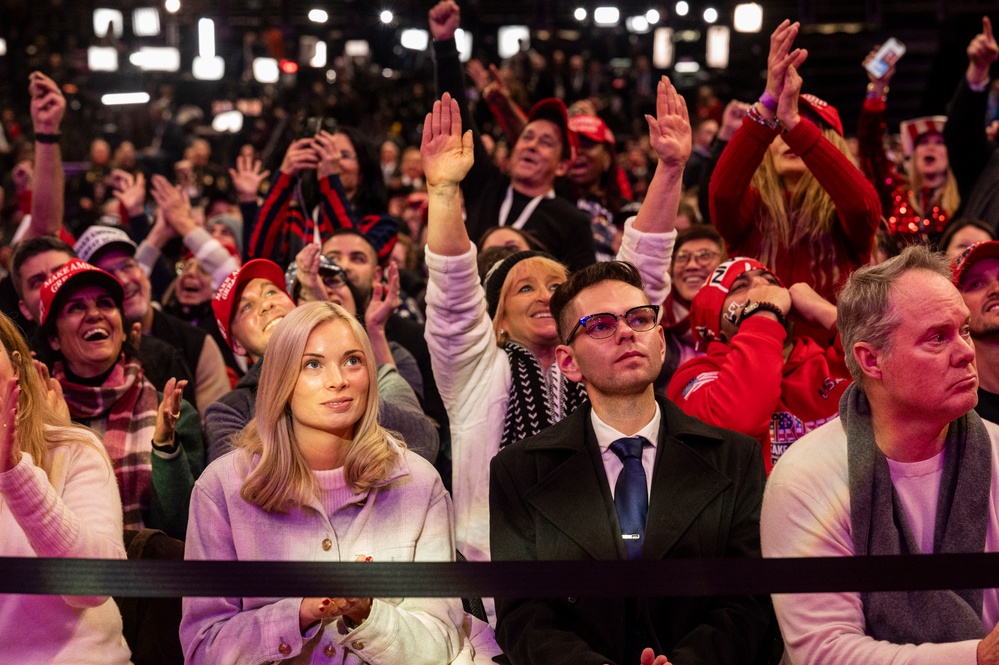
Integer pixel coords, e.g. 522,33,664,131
7,2,999,663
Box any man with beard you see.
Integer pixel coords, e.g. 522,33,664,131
429,0,596,271
953,240,999,423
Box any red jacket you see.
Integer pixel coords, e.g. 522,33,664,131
666,316,852,474
709,116,881,344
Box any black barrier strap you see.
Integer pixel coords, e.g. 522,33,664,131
4,554,999,598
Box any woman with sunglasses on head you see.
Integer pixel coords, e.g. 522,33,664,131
181,301,491,664
709,19,881,346
0,311,131,664
421,78,688,573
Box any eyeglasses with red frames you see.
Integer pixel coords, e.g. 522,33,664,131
565,304,660,344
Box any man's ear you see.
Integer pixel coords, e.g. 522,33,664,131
48,335,60,352
231,338,248,358
554,158,572,178
655,325,667,364
17,300,35,323
556,343,583,383
853,341,883,381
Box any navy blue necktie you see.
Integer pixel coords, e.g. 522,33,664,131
609,436,649,560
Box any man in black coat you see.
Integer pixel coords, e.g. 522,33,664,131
490,260,769,665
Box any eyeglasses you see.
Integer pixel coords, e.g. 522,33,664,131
175,260,208,276
674,249,720,267
104,258,141,276
565,304,660,344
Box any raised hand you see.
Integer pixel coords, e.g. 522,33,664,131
640,647,672,665
0,377,20,473
421,92,474,190
967,16,999,86
428,0,461,42
153,377,188,452
765,20,807,103
863,45,897,86
644,76,691,169
33,359,70,425
150,174,195,235
776,64,803,129
294,243,326,303
718,99,751,141
28,71,65,134
365,262,400,333
228,153,270,203
112,169,147,217
280,138,320,177
313,130,342,180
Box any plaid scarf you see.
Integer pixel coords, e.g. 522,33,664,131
500,340,588,448
55,354,158,530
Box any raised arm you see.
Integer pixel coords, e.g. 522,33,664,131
423,92,475,257
27,71,66,239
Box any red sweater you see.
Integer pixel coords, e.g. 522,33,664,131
709,117,881,342
666,316,852,474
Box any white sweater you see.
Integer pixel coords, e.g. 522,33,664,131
0,428,131,665
761,417,999,664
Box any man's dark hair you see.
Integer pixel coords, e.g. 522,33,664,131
11,236,77,299
550,260,645,342
671,224,725,264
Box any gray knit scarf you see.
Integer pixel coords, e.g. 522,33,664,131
842,382,990,644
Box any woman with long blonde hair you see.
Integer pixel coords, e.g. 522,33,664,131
181,301,476,664
0,311,131,665
709,19,881,345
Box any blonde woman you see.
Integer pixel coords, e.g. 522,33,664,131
709,19,881,345
0,311,131,665
181,301,472,664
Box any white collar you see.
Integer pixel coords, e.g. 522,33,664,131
590,402,661,453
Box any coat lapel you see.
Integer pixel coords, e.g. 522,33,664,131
523,408,623,561
643,399,732,560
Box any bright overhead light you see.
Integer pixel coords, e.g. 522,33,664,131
133,8,161,36
102,92,151,106
198,18,215,58
309,41,327,67
574,7,587,20
455,28,472,62
703,7,718,23
593,7,620,25
646,9,660,23
88,46,118,72
734,3,763,32
0,39,7,57
93,9,124,38
626,16,650,33
380,10,394,24
653,27,673,68
400,28,429,51
674,60,700,73
706,25,729,67
345,40,370,57
675,1,689,17
253,58,280,83
308,8,328,23
212,110,244,133
164,0,180,13
192,55,224,80
129,47,180,71
498,25,529,59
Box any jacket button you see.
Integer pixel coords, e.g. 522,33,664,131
278,642,291,656
322,538,332,551
567,596,577,603
323,644,336,657
351,640,365,650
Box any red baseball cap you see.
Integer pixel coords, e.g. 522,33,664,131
953,240,999,288
568,115,614,145
690,257,780,350
212,259,289,349
526,97,578,161
799,94,843,137
38,259,124,329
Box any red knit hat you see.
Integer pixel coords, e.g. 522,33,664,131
690,257,779,350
